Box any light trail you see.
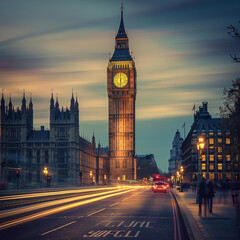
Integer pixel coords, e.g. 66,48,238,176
0,187,133,219
0,186,122,201
0,188,137,230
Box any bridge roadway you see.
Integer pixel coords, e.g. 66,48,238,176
0,186,188,240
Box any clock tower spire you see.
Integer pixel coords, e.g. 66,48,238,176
107,6,137,181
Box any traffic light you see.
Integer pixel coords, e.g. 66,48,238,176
16,170,20,178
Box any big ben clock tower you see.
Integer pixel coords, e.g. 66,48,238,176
107,6,137,181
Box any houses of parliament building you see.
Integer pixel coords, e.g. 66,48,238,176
0,7,137,187
0,92,109,187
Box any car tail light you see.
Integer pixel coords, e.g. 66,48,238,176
163,186,167,189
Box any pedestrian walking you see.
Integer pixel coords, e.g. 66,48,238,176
207,180,214,213
199,178,207,216
231,183,239,206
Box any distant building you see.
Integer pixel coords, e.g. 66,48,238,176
168,130,183,175
0,93,109,188
182,102,239,183
136,154,159,180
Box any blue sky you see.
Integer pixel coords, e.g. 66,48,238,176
0,0,240,172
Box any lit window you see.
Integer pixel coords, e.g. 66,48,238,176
218,147,222,153
209,173,214,180
218,132,222,135
202,163,206,170
218,163,222,170
210,164,214,170
210,155,214,161
226,138,230,144
236,155,239,161
218,155,222,161
209,138,214,145
122,175,126,180
202,155,206,161
226,155,231,161
217,138,222,143
210,146,214,149
226,173,231,179
209,132,214,136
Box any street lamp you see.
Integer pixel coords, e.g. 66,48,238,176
43,167,48,176
89,171,93,185
43,167,49,188
196,137,205,203
180,166,184,191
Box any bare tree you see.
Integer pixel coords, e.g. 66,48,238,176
219,78,240,129
227,21,240,62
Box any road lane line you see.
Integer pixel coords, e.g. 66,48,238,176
41,221,76,236
170,191,177,240
86,210,95,215
109,202,120,207
87,208,106,217
174,199,181,240
170,190,182,240
170,191,181,240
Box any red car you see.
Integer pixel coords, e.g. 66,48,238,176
153,182,167,193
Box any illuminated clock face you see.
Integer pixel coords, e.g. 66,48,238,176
113,72,128,88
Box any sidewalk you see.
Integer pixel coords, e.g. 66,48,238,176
171,188,240,240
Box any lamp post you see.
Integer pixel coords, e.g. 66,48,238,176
43,167,48,176
89,171,93,185
180,165,184,175
176,171,180,190
196,137,205,203
180,166,184,192
43,167,48,188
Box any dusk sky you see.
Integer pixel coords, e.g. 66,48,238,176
1,0,240,172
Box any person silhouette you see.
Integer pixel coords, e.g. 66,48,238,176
207,180,214,213
199,178,207,216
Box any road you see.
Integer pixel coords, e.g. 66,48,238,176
0,186,188,240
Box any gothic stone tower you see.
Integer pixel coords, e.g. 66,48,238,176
107,8,137,181
50,93,79,186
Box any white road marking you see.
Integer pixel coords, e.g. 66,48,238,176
87,208,106,217
41,221,76,236
109,202,120,207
